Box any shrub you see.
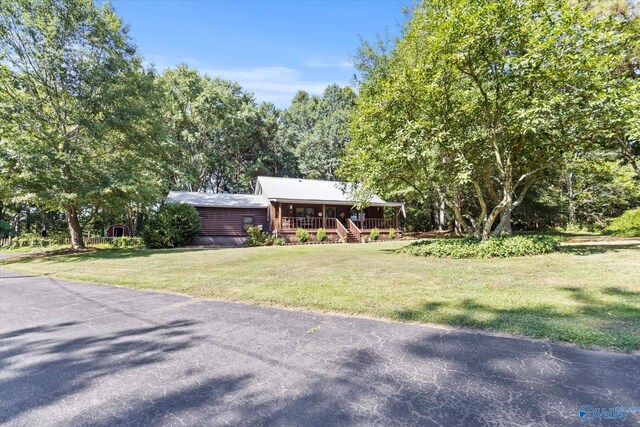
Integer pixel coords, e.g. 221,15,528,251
296,228,310,243
244,226,275,247
0,220,11,238
316,227,327,242
397,235,560,259
369,228,380,241
388,228,396,240
140,203,200,248
273,237,286,246
110,237,144,249
605,208,640,237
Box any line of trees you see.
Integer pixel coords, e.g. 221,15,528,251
0,0,355,248
1,0,638,247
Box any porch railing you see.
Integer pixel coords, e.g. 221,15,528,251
336,220,348,240
348,219,361,241
363,218,395,230
282,217,337,230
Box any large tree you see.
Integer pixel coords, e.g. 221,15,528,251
342,0,627,239
278,85,356,180
158,65,278,193
0,0,165,248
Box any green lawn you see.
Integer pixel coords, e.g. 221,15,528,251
2,239,639,351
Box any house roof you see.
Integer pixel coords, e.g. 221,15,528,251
254,176,402,207
166,191,270,209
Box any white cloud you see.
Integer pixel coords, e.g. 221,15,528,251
305,59,352,69
144,57,348,107
201,66,344,107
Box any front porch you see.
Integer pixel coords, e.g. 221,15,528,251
271,202,401,242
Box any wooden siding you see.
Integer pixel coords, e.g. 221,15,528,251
196,207,268,236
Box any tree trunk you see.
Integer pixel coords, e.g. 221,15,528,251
493,205,513,236
567,171,576,226
65,204,85,249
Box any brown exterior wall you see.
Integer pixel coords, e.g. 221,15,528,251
196,207,268,236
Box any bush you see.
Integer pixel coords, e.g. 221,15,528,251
110,237,144,248
140,203,200,248
369,228,380,241
605,208,640,237
0,220,11,238
296,228,310,243
388,228,396,240
316,227,327,242
273,237,286,246
397,235,560,259
244,226,275,247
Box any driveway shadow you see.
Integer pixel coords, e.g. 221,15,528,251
0,318,205,424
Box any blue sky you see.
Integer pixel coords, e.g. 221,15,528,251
111,1,410,107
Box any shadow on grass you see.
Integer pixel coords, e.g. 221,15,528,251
0,247,219,265
559,243,640,256
394,289,640,352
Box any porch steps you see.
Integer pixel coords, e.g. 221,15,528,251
346,231,359,243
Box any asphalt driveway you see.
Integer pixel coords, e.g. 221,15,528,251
1,268,638,426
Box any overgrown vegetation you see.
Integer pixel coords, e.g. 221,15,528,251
140,203,200,248
109,237,144,249
397,236,560,258
245,226,275,246
388,228,396,240
605,208,640,237
369,228,380,241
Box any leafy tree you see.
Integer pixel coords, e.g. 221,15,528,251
0,0,165,248
159,65,279,193
278,85,355,180
342,0,627,240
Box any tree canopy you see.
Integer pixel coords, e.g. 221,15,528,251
341,0,637,239
0,0,165,247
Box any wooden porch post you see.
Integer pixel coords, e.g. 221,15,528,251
395,207,399,229
278,202,282,230
322,204,326,229
360,207,363,230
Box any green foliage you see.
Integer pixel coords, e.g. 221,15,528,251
273,237,286,246
342,0,630,239
316,227,327,242
369,228,380,241
0,220,11,238
110,237,144,249
0,0,167,247
605,209,640,237
159,66,289,192
398,236,560,259
140,203,200,248
244,226,275,247
295,228,310,243
388,228,396,240
278,85,356,180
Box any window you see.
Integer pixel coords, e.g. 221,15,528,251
243,216,254,230
295,207,315,217
325,207,336,218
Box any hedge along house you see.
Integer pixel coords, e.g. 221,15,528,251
167,176,405,245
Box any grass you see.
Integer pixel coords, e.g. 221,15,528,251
2,238,639,351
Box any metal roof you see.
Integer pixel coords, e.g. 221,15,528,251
254,176,402,207
166,191,270,209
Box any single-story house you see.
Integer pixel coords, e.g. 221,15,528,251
167,176,404,245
